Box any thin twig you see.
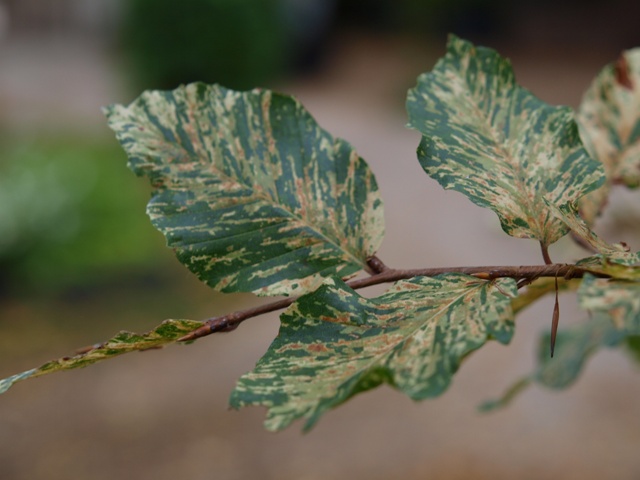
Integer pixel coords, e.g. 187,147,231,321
176,263,608,343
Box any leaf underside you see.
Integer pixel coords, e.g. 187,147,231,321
0,319,203,395
578,48,640,224
406,35,604,246
230,273,517,431
106,83,384,297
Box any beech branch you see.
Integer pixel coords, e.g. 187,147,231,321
177,262,607,343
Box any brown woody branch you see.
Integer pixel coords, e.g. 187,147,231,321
177,262,607,343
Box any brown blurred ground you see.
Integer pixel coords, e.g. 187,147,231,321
1,11,640,480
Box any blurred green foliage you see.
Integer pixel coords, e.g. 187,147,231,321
0,136,167,293
121,0,287,91
333,0,509,40
627,336,640,364
120,0,509,92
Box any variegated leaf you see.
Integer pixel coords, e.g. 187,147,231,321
406,35,604,247
230,273,517,431
481,316,627,411
579,274,640,332
544,201,633,259
578,48,640,223
577,251,640,281
0,319,203,395
106,83,384,297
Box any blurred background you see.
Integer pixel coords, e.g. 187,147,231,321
1,1,640,479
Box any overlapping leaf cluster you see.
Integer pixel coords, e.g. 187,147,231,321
2,36,640,431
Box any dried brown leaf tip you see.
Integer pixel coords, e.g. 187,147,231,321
615,55,633,90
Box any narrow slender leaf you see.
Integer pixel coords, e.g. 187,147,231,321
544,201,633,259
578,48,640,223
0,319,203,394
106,83,384,297
230,274,517,431
406,35,604,246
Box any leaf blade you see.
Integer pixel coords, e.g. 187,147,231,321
578,48,640,223
406,35,604,246
106,84,384,296
544,201,633,260
230,273,516,431
577,251,640,281
579,274,640,332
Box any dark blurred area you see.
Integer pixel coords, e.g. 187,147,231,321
0,0,638,297
1,2,640,479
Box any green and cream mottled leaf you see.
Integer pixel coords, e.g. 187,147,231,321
406,35,604,246
579,274,640,332
544,200,633,260
577,251,640,281
0,319,203,395
106,83,384,297
230,273,517,431
482,316,627,411
578,48,640,223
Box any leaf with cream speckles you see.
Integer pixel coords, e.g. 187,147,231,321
230,273,517,431
0,319,203,395
406,35,604,247
106,83,384,297
579,274,640,332
577,252,640,281
578,48,640,224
